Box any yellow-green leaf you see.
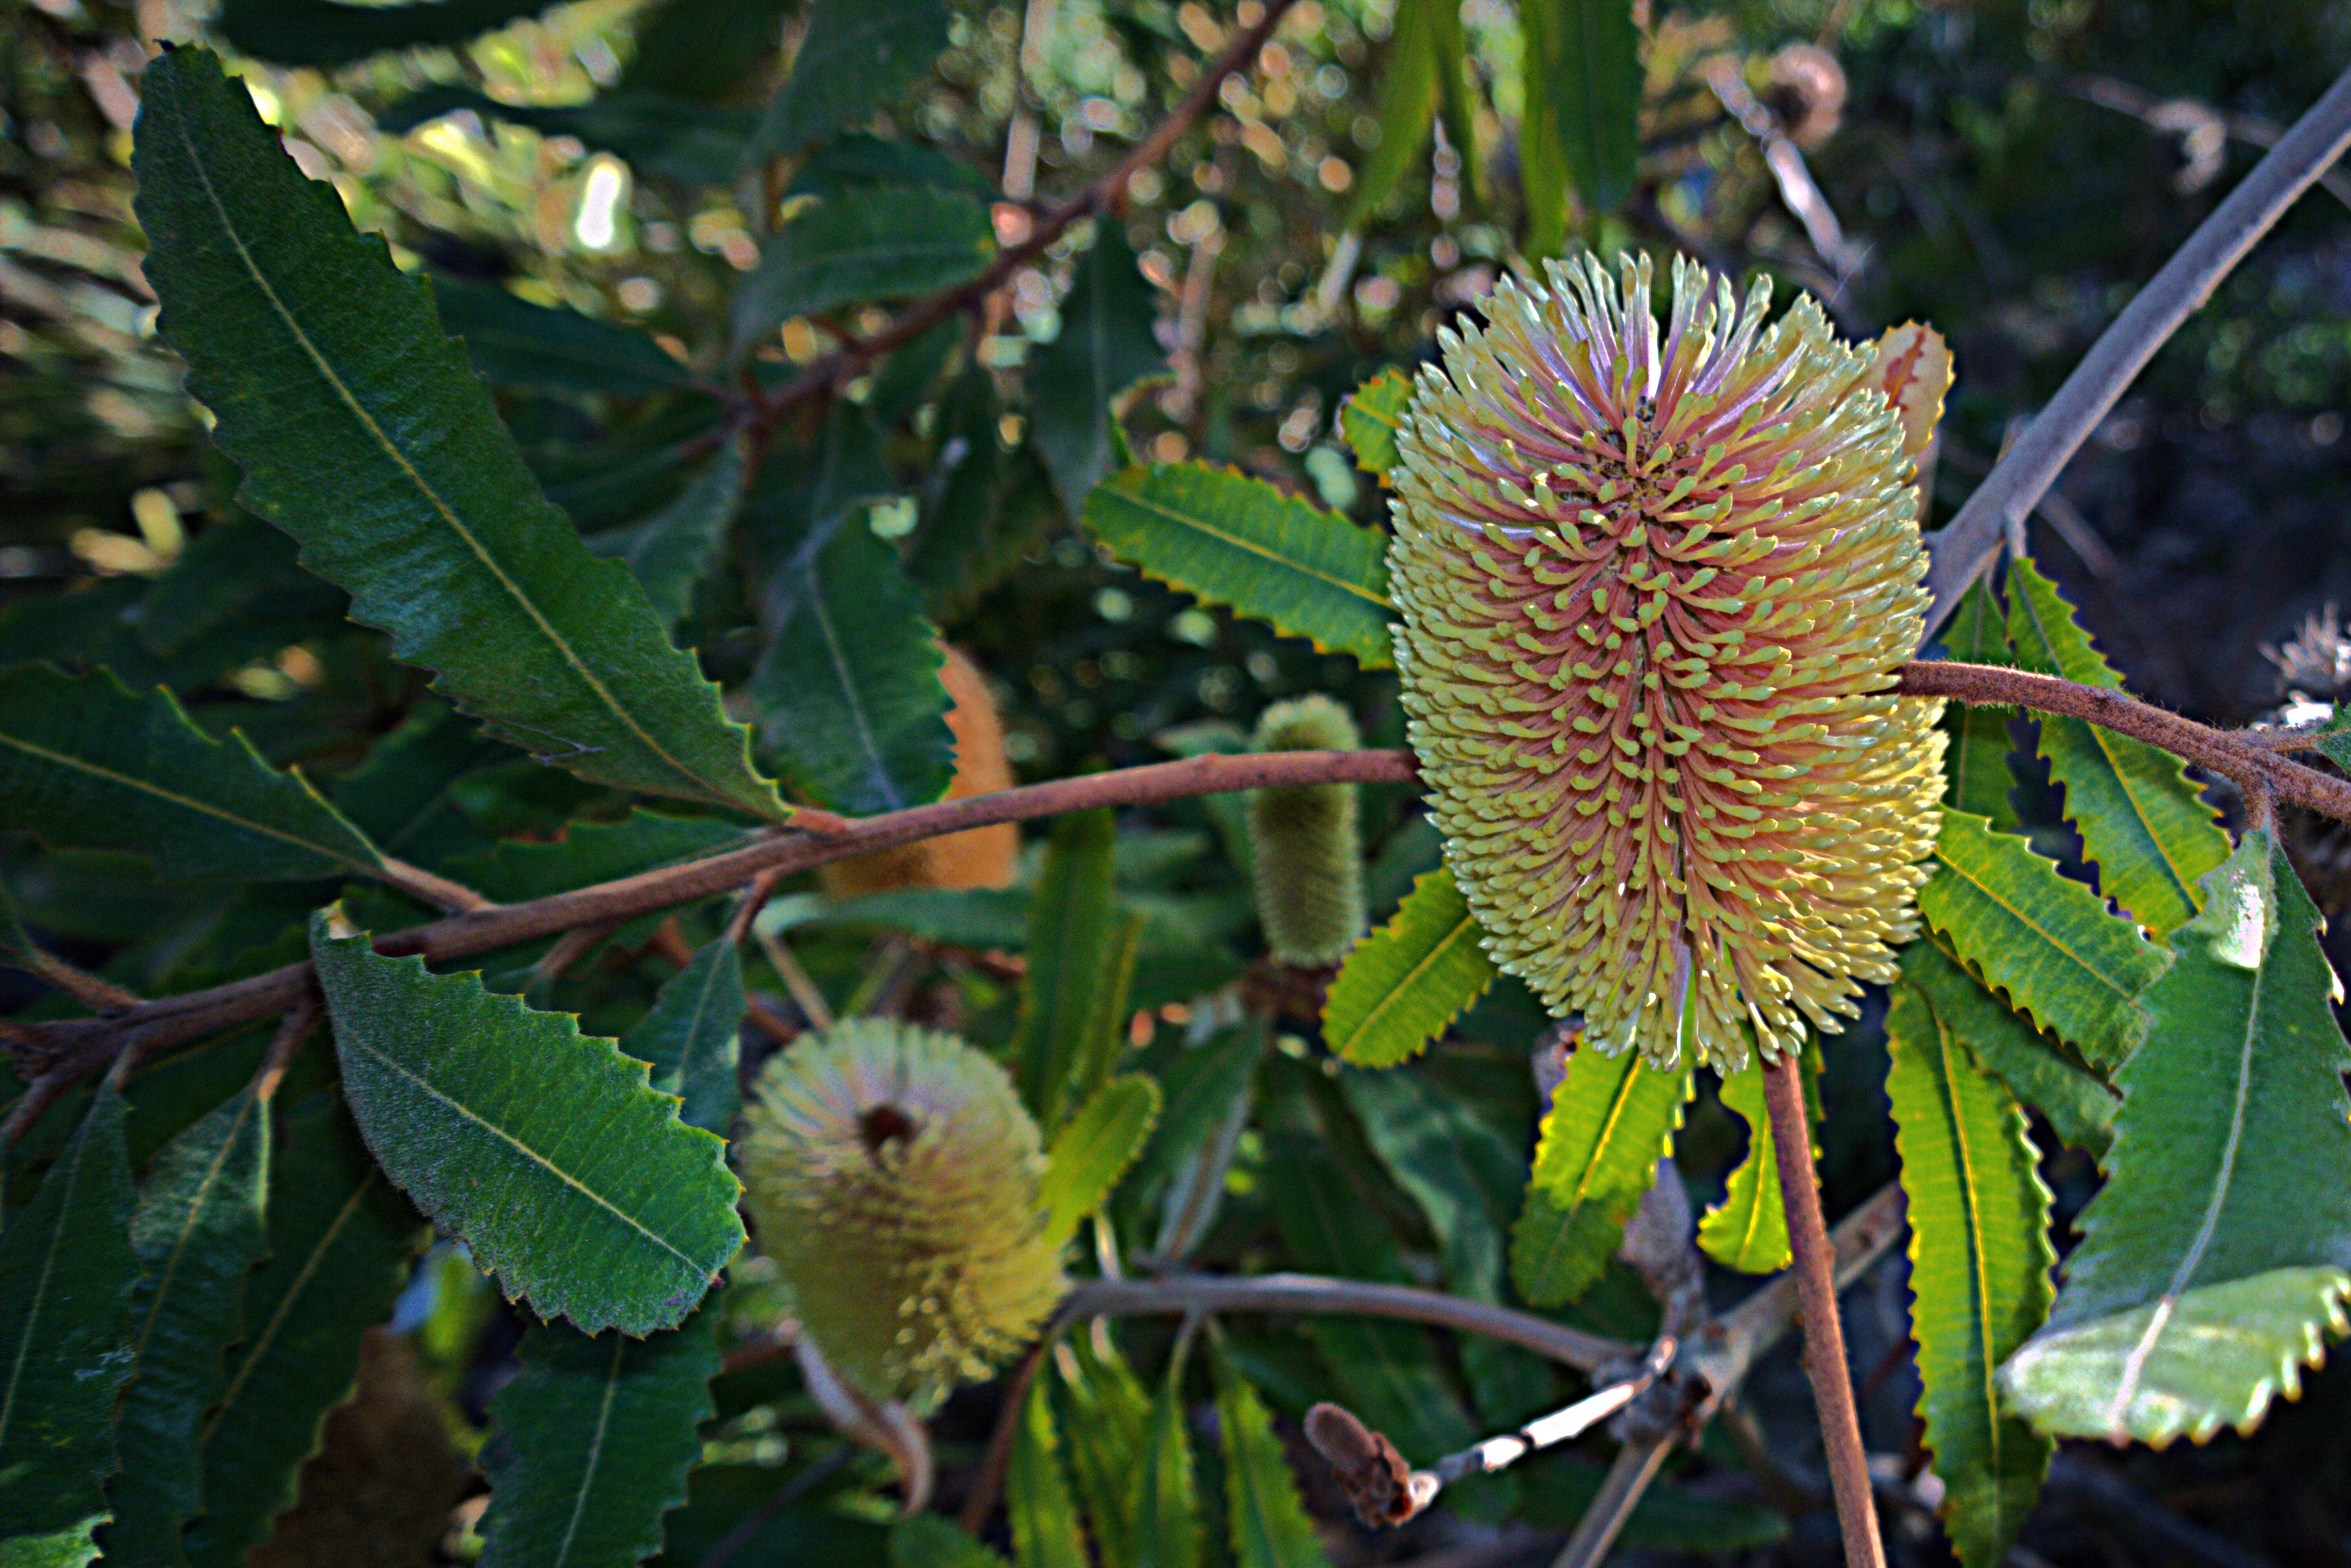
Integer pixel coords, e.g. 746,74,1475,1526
1511,1051,1692,1305
1324,865,1498,1068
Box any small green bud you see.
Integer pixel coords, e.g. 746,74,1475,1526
1248,694,1368,966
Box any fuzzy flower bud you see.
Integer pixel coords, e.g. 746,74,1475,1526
1248,694,1368,965
738,1019,1066,1409
1388,253,1946,1070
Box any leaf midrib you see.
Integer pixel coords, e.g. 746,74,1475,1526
1335,900,1485,1062
549,1335,629,1567
0,1104,101,1452
1107,486,1392,609
1931,1011,2018,1534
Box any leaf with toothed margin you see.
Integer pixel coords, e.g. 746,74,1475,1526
618,936,745,1136
1209,1334,1330,1568
1036,1074,1160,1249
133,49,791,822
1901,939,2116,1157
1008,1371,1089,1568
1325,865,1500,1068
1511,1049,1692,1306
1339,369,1412,485
1698,1062,1805,1274
1999,832,2351,1447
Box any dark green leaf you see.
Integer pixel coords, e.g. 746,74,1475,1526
907,367,1019,620
331,701,509,870
1698,1064,1797,1274
385,90,756,186
1514,9,1570,257
1013,811,1139,1127
1885,987,2055,1568
1919,810,2164,1072
1052,1336,1149,1568
1008,1371,1089,1568
1032,223,1164,518
427,277,706,398
1037,1074,1160,1247
2000,832,2351,1445
215,0,558,66
1937,579,2023,831
183,1092,418,1568
619,0,793,100
2005,555,2230,935
1511,1051,1691,1306
0,1088,137,1566
103,1087,272,1567
1428,0,1483,208
733,189,992,362
1339,369,1411,486
1209,1336,1328,1568
1901,941,2115,1156
1085,463,1394,669
890,1514,1010,1568
1343,0,1438,227
1520,0,1638,216
595,436,746,631
1135,1338,1202,1568
619,937,745,1136
453,809,751,905
794,135,997,201
134,508,309,658
746,0,954,159
480,1312,720,1568
134,50,790,822
1124,1021,1264,1222
1324,866,1498,1067
0,663,383,883
312,916,744,1335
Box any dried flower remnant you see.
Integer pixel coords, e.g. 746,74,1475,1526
738,1019,1067,1410
1388,253,1947,1070
1248,693,1368,965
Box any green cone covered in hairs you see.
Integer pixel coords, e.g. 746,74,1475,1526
1388,253,1947,1071
1248,694,1368,965
738,1019,1066,1409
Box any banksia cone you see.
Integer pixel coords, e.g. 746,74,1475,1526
739,1019,1065,1409
1388,253,1946,1070
1248,694,1368,965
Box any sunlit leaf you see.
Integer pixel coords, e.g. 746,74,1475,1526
1008,1371,1089,1568
1339,369,1411,486
1697,1064,1798,1274
1032,223,1164,518
1520,0,1638,218
1901,941,2115,1156
1937,579,2023,832
1325,866,1498,1067
1037,1074,1160,1248
1511,1051,1691,1306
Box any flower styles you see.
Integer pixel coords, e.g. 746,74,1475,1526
1388,252,1947,1071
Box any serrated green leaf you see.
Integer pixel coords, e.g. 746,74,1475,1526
1124,1022,1263,1221
1038,1075,1160,1248
183,1092,418,1568
595,436,746,631
1085,463,1394,669
1511,1051,1691,1306
733,188,992,361
1013,811,1140,1128
1324,865,1498,1067
1901,941,2115,1156
1051,1335,1149,1568
1698,1064,1799,1274
1919,810,2164,1071
1008,1371,1089,1568
889,1514,1010,1568
1135,1337,1202,1568
453,810,751,905
1032,223,1164,518
748,511,956,816
746,0,954,159
2000,832,2351,1445
387,91,755,186
102,1087,272,1567
1522,0,1638,216
1885,986,2055,1568
619,937,745,1136
906,366,1015,617
311,916,744,1335
214,0,558,66
1342,0,1437,227
1339,369,1411,486
429,277,707,397
0,663,383,883
0,1088,137,1566
134,50,790,822
479,1311,720,1568
331,701,509,870
2005,555,2230,934
1938,579,2022,831
1210,1336,1326,1568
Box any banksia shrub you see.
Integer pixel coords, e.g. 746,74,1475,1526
1388,253,1946,1070
738,1019,1065,1409
1248,694,1368,965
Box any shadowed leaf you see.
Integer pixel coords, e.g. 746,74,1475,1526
1902,940,2115,1156
430,276,706,396
1521,0,1638,218
733,189,992,361
1210,1336,1329,1568
619,936,745,1136
215,0,559,66
1014,811,1140,1128
1938,579,2023,832
1032,224,1164,518
1008,1371,1089,1568
746,0,954,159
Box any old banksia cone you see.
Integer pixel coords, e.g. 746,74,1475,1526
739,1019,1065,1409
1249,694,1368,965
1388,253,1947,1070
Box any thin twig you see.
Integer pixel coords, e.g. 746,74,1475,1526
1921,61,2351,639
534,919,620,988
756,925,835,1031
725,868,789,947
252,994,321,1103
1761,1052,1886,1568
375,857,497,914
5,945,142,1017
1064,1271,1634,1371
1549,1434,1675,1568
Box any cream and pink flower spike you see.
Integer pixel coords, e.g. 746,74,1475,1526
1388,253,1951,1071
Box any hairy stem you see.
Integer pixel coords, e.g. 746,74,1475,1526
1763,1052,1885,1568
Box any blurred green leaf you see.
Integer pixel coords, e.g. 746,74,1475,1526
1919,810,2163,1071
1429,0,1483,209
1014,811,1140,1128
1698,1063,1798,1274
889,1514,1010,1568
619,0,794,99
385,90,756,186
1136,1336,1203,1568
1008,1371,1089,1568
1886,986,2055,1568
1339,369,1411,486
452,809,752,904
1343,0,1438,227
746,0,955,159
592,436,747,632
1038,1074,1160,1248
312,917,744,1335
429,277,707,398
1324,865,1498,1067
0,1088,137,1567
215,0,559,66
480,1312,720,1568
908,368,1022,621
183,1092,418,1568
1209,1335,1328,1568
1938,579,2023,831
135,50,790,822
619,936,745,1136
2001,832,2351,1445
1053,1336,1150,1568
133,509,310,658
1085,463,1394,669
103,1087,272,1568
331,702,509,871
733,189,992,362
793,135,998,201
1901,940,2116,1156
1511,1052,1690,1306
1032,224,1165,518
0,663,384,883
2006,555,2230,935
1520,0,1638,218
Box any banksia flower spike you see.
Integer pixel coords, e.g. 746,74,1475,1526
1249,694,1368,965
1388,253,1946,1071
739,1019,1066,1410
